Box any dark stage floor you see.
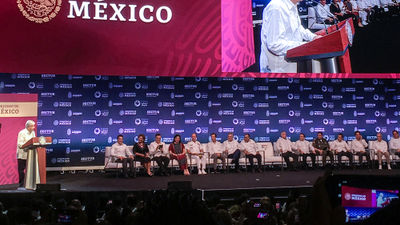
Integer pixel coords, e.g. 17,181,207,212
37,168,399,192
45,170,318,192
0,169,399,196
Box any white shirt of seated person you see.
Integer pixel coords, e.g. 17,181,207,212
338,0,346,13
389,131,400,152
111,136,133,159
331,136,350,153
149,135,168,157
373,134,388,153
207,135,223,155
223,133,240,155
260,0,318,73
240,135,259,155
357,0,369,9
351,133,368,152
316,0,335,23
276,132,293,153
294,134,313,154
187,134,205,156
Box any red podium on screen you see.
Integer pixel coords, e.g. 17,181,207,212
21,137,52,186
286,18,355,73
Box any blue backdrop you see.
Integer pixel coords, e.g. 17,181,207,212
1,74,399,167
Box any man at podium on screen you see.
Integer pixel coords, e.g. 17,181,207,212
260,0,322,73
16,120,36,188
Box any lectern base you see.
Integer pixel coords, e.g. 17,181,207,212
297,57,339,73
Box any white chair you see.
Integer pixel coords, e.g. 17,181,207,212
273,142,285,170
262,142,282,166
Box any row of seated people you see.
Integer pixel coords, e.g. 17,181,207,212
105,130,400,177
314,0,400,28
107,133,262,177
278,130,399,171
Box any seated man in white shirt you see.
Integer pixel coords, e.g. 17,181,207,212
260,0,321,73
277,131,298,170
331,133,353,167
187,133,207,175
294,133,316,168
149,133,170,176
223,133,241,173
316,0,337,24
350,131,371,167
207,133,226,173
389,130,400,158
373,132,391,170
240,134,262,173
110,135,134,178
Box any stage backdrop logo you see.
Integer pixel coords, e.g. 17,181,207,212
17,0,62,23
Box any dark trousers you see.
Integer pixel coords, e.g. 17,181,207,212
337,151,353,166
153,156,170,174
301,153,316,167
18,159,26,186
282,152,298,169
396,152,400,158
356,151,371,165
246,154,262,169
116,158,134,176
227,149,241,169
322,150,334,166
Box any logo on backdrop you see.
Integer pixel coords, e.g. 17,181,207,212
17,0,62,23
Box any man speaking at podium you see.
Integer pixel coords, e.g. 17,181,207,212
260,0,321,73
16,120,36,188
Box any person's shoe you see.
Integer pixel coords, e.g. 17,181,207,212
362,21,368,26
388,165,392,170
257,168,262,173
202,169,207,175
379,165,382,170
124,174,129,178
198,170,203,175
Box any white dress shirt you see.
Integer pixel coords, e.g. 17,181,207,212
17,128,36,160
240,139,259,155
294,140,313,153
331,140,350,152
260,0,316,73
338,1,346,13
389,137,400,151
373,140,388,152
223,140,240,155
351,139,368,152
276,137,293,153
110,143,133,158
316,4,335,22
149,141,168,157
207,141,223,154
187,140,204,154
357,0,369,9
